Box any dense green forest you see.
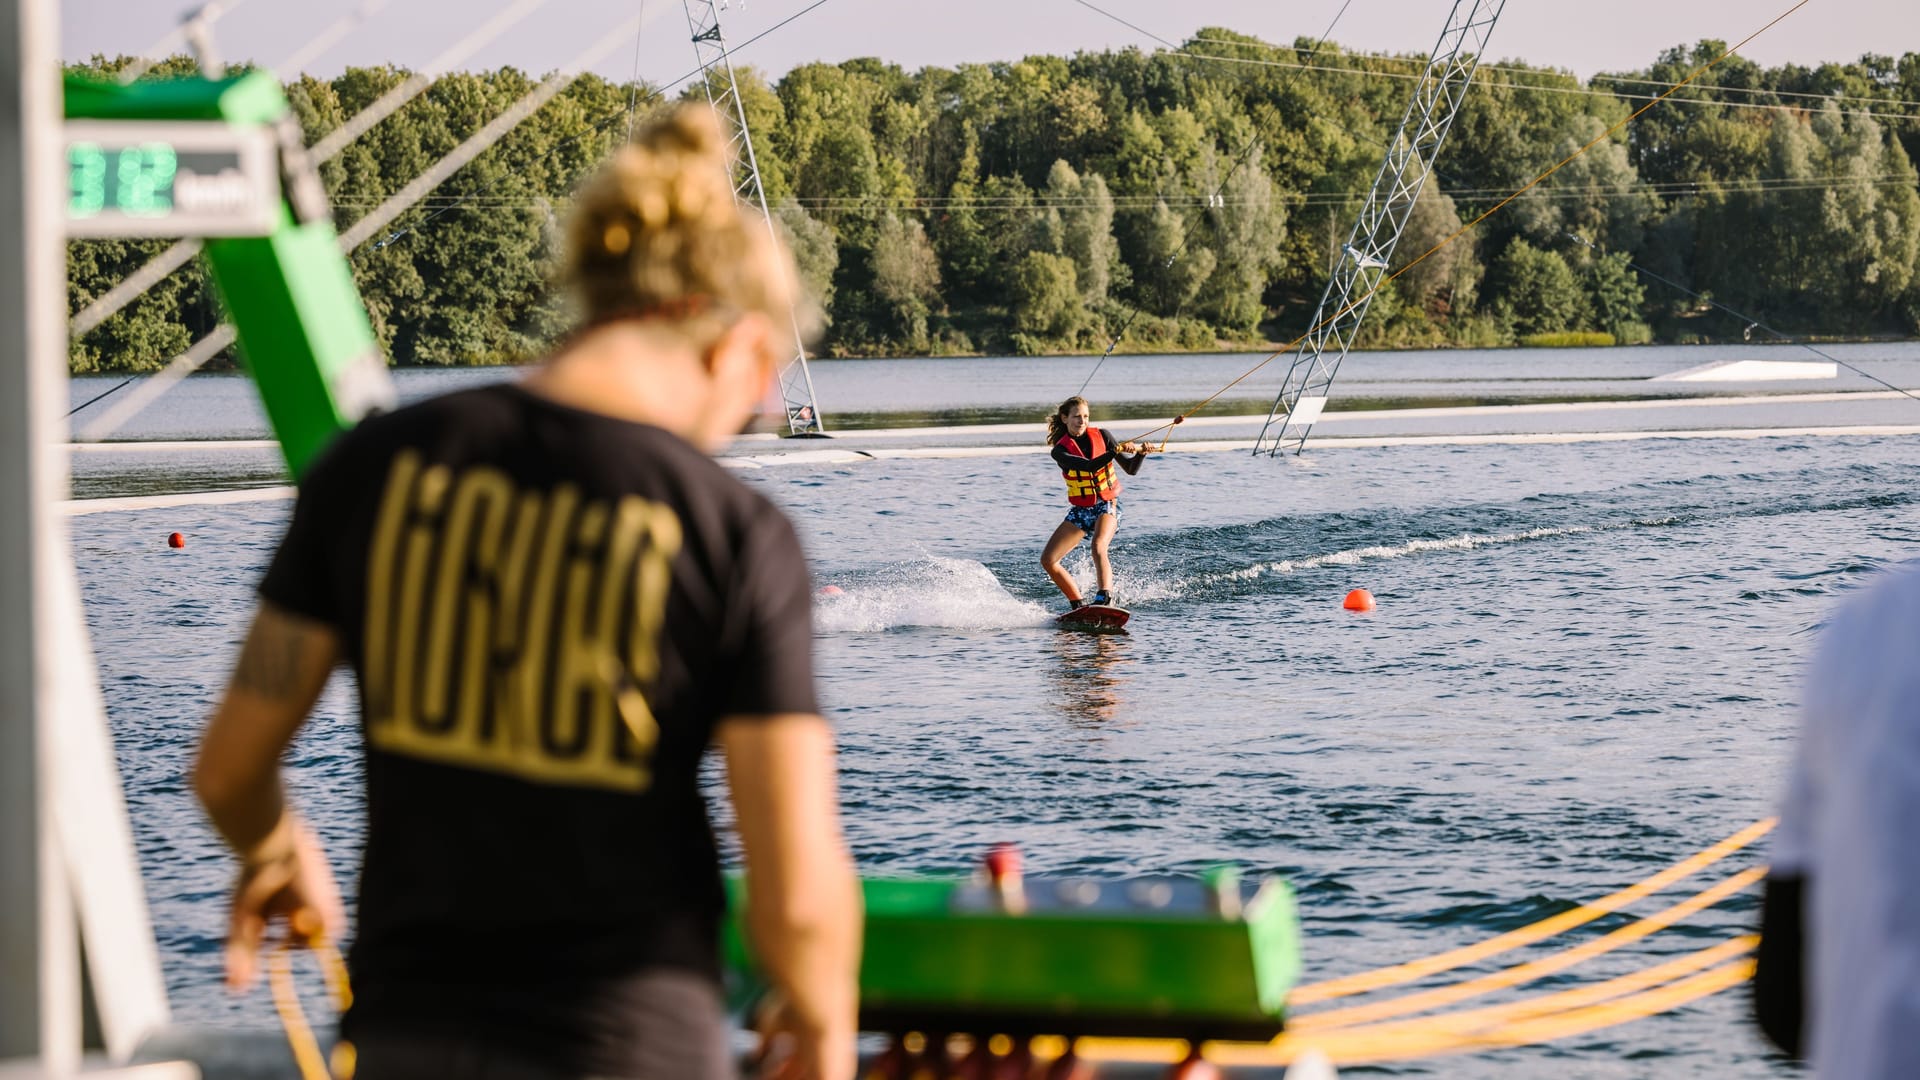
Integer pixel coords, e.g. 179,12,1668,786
65,34,1920,371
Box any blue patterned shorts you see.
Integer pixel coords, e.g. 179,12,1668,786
1064,499,1121,533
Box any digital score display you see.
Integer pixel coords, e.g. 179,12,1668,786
64,121,282,238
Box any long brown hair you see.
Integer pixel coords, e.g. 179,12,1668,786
1046,396,1089,445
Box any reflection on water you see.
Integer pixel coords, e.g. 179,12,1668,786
1046,631,1134,727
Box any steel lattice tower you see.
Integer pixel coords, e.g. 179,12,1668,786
682,0,827,435
1253,0,1504,456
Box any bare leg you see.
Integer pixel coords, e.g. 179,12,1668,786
1089,513,1118,596
1041,519,1087,601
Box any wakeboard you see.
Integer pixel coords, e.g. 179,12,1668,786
1055,604,1130,632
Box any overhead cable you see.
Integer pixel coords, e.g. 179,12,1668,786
75,9,649,442
70,0,561,342
75,327,236,442
625,0,650,142
362,0,839,255
1125,0,1818,449
1182,32,1920,114
307,0,557,161
346,10,658,251
1160,44,1920,124
1564,230,1920,403
115,0,255,84
273,0,397,78
1071,0,1357,397
332,172,1891,211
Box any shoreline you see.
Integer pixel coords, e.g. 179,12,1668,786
63,333,1920,377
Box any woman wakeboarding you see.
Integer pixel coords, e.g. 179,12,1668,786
1042,395,1152,611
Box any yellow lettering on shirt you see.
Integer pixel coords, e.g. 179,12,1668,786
362,452,684,792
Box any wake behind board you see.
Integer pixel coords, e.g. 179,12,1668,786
1056,604,1130,632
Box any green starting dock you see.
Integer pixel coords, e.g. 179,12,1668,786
726,856,1302,1042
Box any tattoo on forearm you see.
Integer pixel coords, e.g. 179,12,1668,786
232,618,309,699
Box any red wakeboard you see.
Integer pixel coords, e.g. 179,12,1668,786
1055,603,1131,632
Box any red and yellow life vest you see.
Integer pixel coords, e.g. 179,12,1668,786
1057,427,1122,507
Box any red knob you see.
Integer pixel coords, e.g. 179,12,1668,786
984,843,1021,885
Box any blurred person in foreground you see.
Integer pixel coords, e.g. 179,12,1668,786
192,104,861,1080
1752,563,1920,1077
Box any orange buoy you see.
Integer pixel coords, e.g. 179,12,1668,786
1342,588,1374,611
167,532,185,549
818,584,844,596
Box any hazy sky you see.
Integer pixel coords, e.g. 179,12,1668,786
58,0,1919,90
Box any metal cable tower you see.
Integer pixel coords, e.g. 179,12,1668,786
1253,0,1503,456
682,0,827,436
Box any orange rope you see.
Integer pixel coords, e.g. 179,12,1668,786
270,935,355,1080
1127,0,1815,450
1290,817,1772,1005
1290,866,1765,1030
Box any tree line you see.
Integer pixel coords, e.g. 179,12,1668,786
65,35,1920,371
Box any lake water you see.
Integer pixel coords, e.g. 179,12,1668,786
67,340,1920,440
67,345,1920,1076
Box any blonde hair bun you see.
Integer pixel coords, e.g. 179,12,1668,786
565,104,807,336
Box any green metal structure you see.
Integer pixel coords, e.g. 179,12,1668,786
724,871,1302,1040
65,71,390,477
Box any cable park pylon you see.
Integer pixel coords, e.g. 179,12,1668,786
1253,0,1504,456
682,0,828,436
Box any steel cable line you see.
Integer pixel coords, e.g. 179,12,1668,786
71,0,835,364
307,0,557,161
1182,31,1920,114
363,0,838,256
114,0,256,85
1068,0,1176,49
1562,230,1920,403
69,0,558,346
344,22,665,253
625,0,650,142
1123,0,1817,452
316,171,1920,212
1159,44,1920,124
65,1,408,421
1069,0,1358,398
74,8,653,443
274,0,397,78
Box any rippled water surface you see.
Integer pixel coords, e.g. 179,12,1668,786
72,373,1920,1075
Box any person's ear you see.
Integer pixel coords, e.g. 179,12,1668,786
705,313,778,392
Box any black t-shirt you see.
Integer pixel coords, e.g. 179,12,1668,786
258,383,817,1070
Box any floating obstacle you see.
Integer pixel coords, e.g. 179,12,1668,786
1649,359,1838,382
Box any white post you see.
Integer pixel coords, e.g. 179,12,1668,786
2,0,172,1068
0,0,82,1069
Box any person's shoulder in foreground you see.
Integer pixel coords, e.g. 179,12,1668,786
1756,560,1920,1078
